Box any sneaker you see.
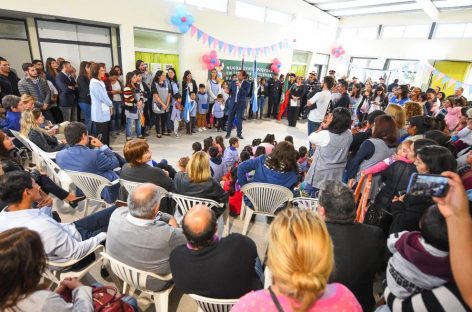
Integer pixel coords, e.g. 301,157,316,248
126,137,132,141
202,127,208,131
225,134,230,139
175,133,181,138
237,135,244,140
216,129,220,132
198,128,203,132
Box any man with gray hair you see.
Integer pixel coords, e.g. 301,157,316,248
106,183,186,290
317,180,385,312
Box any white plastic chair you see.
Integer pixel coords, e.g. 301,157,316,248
43,245,104,289
10,129,33,161
240,183,293,236
119,179,169,198
170,193,230,236
64,170,119,216
189,294,238,312
101,252,173,312
291,197,319,211
35,149,72,191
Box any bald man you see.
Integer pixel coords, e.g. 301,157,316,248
106,183,186,291
170,204,263,298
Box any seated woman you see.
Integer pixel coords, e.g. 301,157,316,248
0,227,94,311
238,141,299,192
20,108,66,153
403,115,436,142
0,130,83,209
253,134,276,155
173,151,228,218
232,209,362,312
389,145,457,234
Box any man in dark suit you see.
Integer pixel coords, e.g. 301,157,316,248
225,70,250,140
267,72,281,119
334,79,350,109
0,57,20,102
55,61,77,122
318,180,385,312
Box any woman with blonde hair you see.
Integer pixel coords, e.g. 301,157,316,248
404,101,423,121
232,209,361,312
385,103,407,139
19,94,36,110
173,151,227,216
20,108,65,152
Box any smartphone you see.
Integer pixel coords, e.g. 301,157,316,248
406,173,449,197
96,134,102,141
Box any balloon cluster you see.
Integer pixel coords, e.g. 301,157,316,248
331,46,345,58
271,58,282,74
170,5,195,33
202,50,220,70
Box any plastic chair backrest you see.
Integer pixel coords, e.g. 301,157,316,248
240,183,293,214
119,179,169,197
170,193,223,216
292,197,318,211
189,294,237,312
10,130,32,151
65,170,112,199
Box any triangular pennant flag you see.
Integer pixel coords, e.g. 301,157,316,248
448,78,456,88
443,76,450,84
202,33,208,44
190,25,197,37
278,42,283,49
432,69,440,75
212,39,218,49
238,47,243,56
248,48,252,56
456,81,463,89
197,29,203,40
208,36,214,46
435,73,445,81
218,40,224,51
228,44,233,54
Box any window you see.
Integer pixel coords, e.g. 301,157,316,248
357,26,378,39
265,9,290,26
0,18,27,39
382,25,405,38
434,23,470,38
186,0,228,13
339,28,357,39
403,24,430,38
313,53,329,65
235,1,265,22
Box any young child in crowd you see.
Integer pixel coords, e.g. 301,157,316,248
192,141,202,154
177,156,189,173
186,91,197,135
240,150,251,163
254,146,266,158
215,135,225,156
362,141,413,175
209,146,226,182
297,146,309,174
213,94,225,132
284,135,294,145
444,98,463,131
223,137,239,168
203,136,213,153
223,167,243,216
171,94,183,138
196,84,209,132
385,205,452,299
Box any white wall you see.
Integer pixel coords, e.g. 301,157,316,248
0,0,338,83
336,9,472,62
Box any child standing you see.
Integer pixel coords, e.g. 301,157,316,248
213,94,225,132
123,71,144,141
170,94,183,138
196,84,209,132
223,137,239,168
186,91,197,135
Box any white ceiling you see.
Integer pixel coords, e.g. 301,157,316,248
304,0,472,18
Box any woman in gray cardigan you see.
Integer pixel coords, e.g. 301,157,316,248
0,227,93,312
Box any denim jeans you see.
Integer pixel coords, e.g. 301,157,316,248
308,121,321,156
257,96,265,118
73,206,117,240
78,102,92,133
111,101,122,132
126,118,142,138
61,105,78,122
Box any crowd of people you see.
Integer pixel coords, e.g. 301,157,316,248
0,54,472,312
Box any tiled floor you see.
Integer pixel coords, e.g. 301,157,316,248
58,117,310,311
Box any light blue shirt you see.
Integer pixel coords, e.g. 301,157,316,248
90,78,113,123
0,207,106,262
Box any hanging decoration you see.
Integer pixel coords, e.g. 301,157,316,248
270,58,282,74
419,63,471,95
202,50,220,70
331,45,345,58
170,5,195,33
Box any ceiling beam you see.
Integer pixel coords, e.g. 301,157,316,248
416,0,439,20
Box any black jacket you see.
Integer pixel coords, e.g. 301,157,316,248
182,79,197,101
327,222,385,312
334,92,350,109
77,75,91,104
267,78,282,98
389,194,434,234
28,128,65,153
0,72,20,101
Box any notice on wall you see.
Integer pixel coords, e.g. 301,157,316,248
150,63,162,73
209,59,273,81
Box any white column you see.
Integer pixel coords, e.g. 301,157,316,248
26,17,41,60
119,23,136,73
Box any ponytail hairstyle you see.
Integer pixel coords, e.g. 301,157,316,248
268,209,333,312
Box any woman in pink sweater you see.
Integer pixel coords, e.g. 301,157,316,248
232,209,361,312
445,98,463,131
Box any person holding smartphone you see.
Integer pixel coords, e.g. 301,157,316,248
389,145,456,234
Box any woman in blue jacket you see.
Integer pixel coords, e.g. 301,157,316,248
237,141,299,191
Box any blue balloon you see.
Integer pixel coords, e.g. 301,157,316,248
179,23,190,33
170,15,180,26
186,15,195,25
277,64,281,68
211,59,216,64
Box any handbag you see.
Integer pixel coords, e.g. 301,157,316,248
60,286,134,312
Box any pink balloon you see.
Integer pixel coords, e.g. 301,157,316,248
210,50,217,58
207,63,215,70
202,54,211,63
214,59,220,66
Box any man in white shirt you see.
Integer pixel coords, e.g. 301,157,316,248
306,75,335,136
0,170,116,263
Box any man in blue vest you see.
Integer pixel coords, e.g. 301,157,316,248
225,70,250,140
